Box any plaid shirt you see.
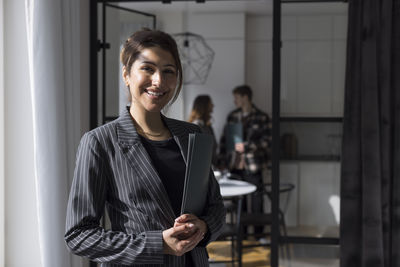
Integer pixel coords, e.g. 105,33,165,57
219,105,272,174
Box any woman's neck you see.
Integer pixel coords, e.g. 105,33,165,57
129,105,165,135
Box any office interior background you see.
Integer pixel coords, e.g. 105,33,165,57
1,0,399,267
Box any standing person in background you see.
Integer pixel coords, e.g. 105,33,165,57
219,85,272,239
188,95,218,167
65,28,225,267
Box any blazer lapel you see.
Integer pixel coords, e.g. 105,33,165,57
116,109,176,226
162,115,189,164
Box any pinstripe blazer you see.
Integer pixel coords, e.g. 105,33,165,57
65,109,226,266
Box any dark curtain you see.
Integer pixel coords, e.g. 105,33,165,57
341,0,400,267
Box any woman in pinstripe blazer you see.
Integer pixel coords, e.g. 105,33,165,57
65,29,226,266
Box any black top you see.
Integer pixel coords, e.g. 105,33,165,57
139,135,186,217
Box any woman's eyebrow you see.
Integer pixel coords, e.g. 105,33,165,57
138,55,176,68
141,60,176,69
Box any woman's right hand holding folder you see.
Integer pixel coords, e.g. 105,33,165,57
162,214,207,256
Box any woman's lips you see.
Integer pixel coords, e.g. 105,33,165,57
144,89,166,97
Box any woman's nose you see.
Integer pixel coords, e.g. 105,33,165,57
152,71,163,87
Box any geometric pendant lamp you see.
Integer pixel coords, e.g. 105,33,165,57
173,32,215,84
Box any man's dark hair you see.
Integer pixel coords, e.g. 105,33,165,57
232,85,252,100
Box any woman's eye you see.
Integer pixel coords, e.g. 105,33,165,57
141,66,154,72
164,69,176,75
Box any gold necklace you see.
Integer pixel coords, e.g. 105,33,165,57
132,118,166,137
137,127,165,137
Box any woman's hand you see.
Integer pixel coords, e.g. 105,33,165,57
173,214,208,240
162,223,204,256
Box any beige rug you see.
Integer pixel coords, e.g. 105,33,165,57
207,240,270,267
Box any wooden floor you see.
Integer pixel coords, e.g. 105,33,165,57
207,240,340,267
207,240,270,267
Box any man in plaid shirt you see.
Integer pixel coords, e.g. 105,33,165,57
218,85,272,237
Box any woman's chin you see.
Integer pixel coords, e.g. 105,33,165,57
143,103,167,113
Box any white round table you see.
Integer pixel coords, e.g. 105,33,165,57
218,178,257,198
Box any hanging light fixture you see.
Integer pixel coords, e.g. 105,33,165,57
173,32,215,85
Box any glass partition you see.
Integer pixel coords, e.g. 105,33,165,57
278,2,348,267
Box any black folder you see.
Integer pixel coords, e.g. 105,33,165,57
180,133,214,216
225,122,243,152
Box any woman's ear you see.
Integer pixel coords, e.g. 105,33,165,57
122,66,129,86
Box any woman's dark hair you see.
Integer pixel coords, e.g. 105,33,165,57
188,95,212,126
120,28,183,104
232,85,253,100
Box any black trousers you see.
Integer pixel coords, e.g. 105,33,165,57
231,169,264,236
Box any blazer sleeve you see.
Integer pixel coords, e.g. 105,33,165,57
65,132,164,265
198,170,226,245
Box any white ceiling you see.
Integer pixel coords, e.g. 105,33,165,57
119,1,347,16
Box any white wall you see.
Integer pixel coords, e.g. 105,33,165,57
4,0,41,266
156,11,184,34
184,13,246,140
246,15,273,115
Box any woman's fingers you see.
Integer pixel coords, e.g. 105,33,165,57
173,214,208,240
175,213,197,224
182,229,204,251
163,226,205,256
171,222,194,237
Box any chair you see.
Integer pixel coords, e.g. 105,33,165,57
238,183,294,261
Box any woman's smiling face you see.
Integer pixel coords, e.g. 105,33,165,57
123,46,178,113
